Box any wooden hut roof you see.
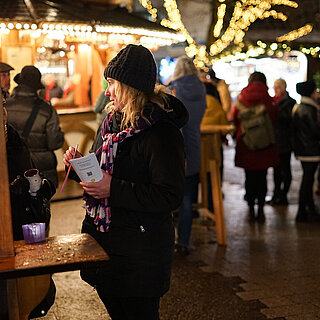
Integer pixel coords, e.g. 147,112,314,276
0,0,176,33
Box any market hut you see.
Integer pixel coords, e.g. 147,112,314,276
0,0,184,105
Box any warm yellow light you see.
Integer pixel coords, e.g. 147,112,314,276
277,24,313,42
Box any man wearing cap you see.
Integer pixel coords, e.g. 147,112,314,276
292,80,320,222
5,65,64,187
0,62,14,97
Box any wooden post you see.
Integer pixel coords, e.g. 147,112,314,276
210,160,227,245
0,90,14,258
200,125,234,246
0,91,20,319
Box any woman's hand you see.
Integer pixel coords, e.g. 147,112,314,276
80,170,111,199
63,146,82,166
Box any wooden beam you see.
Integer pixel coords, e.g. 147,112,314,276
0,91,14,258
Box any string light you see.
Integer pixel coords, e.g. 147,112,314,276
0,20,184,50
138,0,300,67
277,24,313,42
138,0,158,21
213,3,227,38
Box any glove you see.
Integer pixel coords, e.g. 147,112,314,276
37,178,56,200
10,175,29,195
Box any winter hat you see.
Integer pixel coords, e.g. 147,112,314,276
104,44,157,94
0,62,14,73
296,81,316,97
14,65,44,91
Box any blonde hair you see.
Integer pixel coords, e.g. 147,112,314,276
171,56,199,81
107,80,171,129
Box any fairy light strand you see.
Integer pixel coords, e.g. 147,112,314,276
277,24,313,42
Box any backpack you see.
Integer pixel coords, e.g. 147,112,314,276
236,101,275,151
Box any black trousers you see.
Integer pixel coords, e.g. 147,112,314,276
299,161,319,212
95,291,160,320
273,152,292,198
245,169,268,207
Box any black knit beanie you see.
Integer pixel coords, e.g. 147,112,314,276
296,81,316,97
104,44,157,94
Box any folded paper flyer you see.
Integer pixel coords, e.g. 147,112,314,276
70,153,103,183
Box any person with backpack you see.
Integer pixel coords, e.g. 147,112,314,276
233,72,278,222
5,65,64,187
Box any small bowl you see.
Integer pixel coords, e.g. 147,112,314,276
22,223,46,243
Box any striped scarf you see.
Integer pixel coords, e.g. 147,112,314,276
84,110,156,232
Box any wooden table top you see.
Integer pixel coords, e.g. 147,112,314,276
201,124,235,134
0,233,109,279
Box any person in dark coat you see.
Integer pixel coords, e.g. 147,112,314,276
2,98,56,319
233,72,278,222
0,62,14,97
5,66,64,187
63,44,188,320
269,79,296,205
169,56,206,256
292,81,320,222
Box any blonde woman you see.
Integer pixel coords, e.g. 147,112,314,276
63,44,188,319
169,56,206,255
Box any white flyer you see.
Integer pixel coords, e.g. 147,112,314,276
69,153,103,183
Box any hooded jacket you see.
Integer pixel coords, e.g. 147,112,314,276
170,74,206,176
292,96,320,161
6,84,64,187
79,94,189,297
233,81,278,170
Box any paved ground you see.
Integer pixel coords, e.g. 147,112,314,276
36,146,320,320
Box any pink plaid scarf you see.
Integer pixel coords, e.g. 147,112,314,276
84,112,140,232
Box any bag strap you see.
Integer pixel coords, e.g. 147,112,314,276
21,99,41,140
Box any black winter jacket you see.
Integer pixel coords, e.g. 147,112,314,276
292,96,320,161
6,85,64,187
6,124,55,240
276,92,296,154
79,94,188,297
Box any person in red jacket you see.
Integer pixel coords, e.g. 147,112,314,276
233,72,278,222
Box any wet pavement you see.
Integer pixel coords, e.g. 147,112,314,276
37,145,320,320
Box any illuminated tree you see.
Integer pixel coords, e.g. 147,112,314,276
138,0,309,67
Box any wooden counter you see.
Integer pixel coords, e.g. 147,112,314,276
0,234,109,280
56,105,96,122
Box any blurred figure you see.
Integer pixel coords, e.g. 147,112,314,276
233,72,278,222
0,62,14,97
93,77,110,125
51,77,75,107
293,81,320,222
207,69,232,118
2,91,56,319
169,56,206,255
268,79,296,205
6,66,64,187
200,69,229,213
44,73,63,102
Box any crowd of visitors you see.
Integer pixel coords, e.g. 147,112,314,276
1,43,320,319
